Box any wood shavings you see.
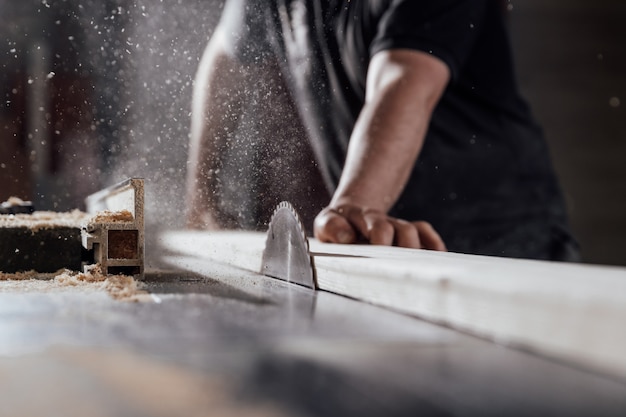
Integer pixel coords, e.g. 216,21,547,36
0,264,147,302
0,209,134,233
87,209,134,224
0,207,134,233
0,209,88,232
0,270,45,281
1,196,31,207
103,275,149,302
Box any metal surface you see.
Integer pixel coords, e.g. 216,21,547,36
261,201,316,289
2,258,626,416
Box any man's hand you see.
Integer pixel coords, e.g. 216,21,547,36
314,204,446,250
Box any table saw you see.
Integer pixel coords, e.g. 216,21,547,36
1,193,626,416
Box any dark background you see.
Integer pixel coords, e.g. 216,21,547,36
510,0,626,266
1,0,624,266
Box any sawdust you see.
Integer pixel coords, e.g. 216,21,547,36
0,202,143,300
87,209,134,224
0,264,147,302
1,196,31,207
0,208,133,233
103,275,147,301
0,209,89,231
0,270,49,281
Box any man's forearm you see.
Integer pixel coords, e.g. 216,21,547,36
186,32,246,228
331,49,450,213
313,49,449,249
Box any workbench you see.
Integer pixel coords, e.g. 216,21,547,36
1,231,626,416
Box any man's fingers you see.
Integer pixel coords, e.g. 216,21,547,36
365,215,421,248
315,205,447,251
413,221,447,251
391,219,421,248
314,208,357,244
367,217,395,246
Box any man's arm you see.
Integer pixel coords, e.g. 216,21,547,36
186,29,248,229
314,49,450,249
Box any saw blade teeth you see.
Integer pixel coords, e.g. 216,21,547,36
272,201,309,247
262,201,316,288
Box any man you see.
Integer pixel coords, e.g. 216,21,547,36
186,0,579,261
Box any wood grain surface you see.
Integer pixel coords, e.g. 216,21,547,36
161,230,626,379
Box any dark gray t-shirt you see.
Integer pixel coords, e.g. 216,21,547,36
218,0,577,259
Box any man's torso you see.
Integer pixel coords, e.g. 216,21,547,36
221,0,576,259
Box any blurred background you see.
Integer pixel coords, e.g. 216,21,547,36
1,0,624,266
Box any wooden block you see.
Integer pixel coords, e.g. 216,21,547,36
0,208,89,273
0,226,83,273
83,178,145,277
160,230,626,379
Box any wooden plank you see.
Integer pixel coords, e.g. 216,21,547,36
0,226,83,273
0,210,87,273
160,230,626,379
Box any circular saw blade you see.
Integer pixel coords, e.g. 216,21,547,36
261,201,316,289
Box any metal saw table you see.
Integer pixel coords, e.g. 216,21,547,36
1,239,626,416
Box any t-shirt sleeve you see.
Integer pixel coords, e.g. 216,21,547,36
217,0,274,65
370,0,489,80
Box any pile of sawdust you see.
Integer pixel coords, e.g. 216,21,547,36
0,209,89,231
87,209,134,224
0,208,134,233
1,196,31,207
0,264,148,302
1,203,143,301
